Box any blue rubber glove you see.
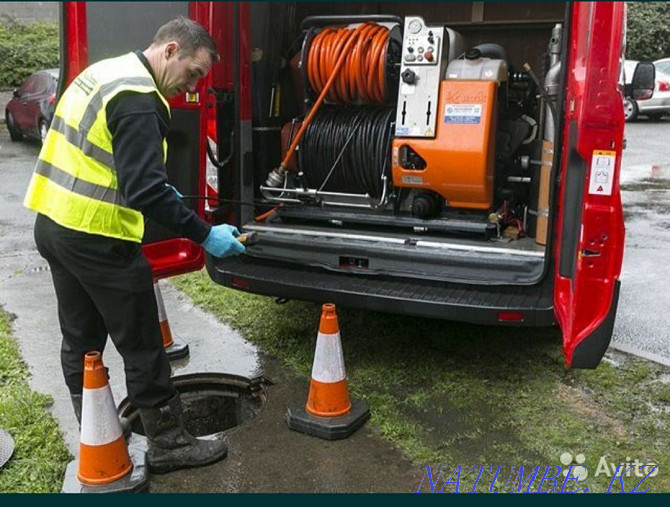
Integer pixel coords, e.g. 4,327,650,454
202,224,245,257
165,183,183,199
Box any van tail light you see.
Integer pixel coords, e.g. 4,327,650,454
48,93,56,104
231,277,249,289
658,80,670,92
497,311,525,323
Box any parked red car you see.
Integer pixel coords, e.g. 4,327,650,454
5,69,59,145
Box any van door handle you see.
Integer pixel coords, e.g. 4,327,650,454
580,248,601,257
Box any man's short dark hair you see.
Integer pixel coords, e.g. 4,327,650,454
152,16,219,62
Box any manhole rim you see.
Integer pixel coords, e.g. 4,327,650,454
117,372,269,438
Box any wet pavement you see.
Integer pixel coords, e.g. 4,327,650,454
612,118,670,365
0,127,419,492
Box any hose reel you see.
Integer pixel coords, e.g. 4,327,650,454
263,16,402,206
300,18,402,106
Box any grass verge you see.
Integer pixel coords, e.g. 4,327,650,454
173,270,670,493
0,308,71,493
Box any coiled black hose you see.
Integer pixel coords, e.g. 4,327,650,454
300,106,395,198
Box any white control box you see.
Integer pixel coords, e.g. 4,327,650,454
394,17,448,138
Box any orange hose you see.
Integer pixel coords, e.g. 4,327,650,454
254,205,280,222
274,22,391,185
280,23,383,170
311,22,390,106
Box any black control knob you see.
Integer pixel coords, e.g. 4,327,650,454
401,68,417,84
465,48,482,60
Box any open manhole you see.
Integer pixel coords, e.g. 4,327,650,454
118,373,269,437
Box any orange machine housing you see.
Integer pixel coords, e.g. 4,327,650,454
391,80,498,210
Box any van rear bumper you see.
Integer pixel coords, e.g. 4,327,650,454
207,255,556,327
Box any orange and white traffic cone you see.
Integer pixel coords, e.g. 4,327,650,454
286,303,370,440
61,352,148,493
154,280,189,360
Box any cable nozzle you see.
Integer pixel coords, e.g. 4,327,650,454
265,165,287,187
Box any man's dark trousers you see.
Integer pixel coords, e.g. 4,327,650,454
34,213,175,408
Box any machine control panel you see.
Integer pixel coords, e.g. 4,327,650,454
395,17,448,138
403,35,439,65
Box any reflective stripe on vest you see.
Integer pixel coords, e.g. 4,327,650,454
49,116,116,169
23,53,170,243
34,159,125,206
78,76,157,135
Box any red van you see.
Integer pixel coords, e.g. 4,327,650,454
59,2,654,368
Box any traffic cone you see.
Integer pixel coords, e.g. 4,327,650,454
154,279,189,360
61,352,149,493
286,303,370,440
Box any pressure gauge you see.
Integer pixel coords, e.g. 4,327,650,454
408,19,422,35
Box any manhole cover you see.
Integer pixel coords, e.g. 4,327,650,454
118,373,270,437
0,429,15,468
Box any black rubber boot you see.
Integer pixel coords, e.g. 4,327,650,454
139,393,228,474
70,394,83,425
71,393,132,438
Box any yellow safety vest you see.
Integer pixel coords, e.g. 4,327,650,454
23,53,170,243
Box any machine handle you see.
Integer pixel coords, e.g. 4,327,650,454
301,15,403,30
236,232,258,246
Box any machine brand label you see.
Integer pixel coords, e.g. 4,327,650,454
588,150,616,196
444,104,482,124
402,175,424,185
443,90,488,103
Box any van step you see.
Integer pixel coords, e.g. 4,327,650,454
241,223,545,285
208,255,555,327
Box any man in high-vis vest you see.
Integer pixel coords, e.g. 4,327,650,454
23,17,241,474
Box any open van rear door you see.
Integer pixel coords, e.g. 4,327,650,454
553,2,626,368
60,1,211,279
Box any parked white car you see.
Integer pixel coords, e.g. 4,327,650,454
624,59,670,121
655,57,670,76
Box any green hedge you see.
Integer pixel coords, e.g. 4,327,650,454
0,16,59,90
627,3,670,62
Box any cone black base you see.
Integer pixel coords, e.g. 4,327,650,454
61,439,149,494
165,335,189,361
286,398,370,440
